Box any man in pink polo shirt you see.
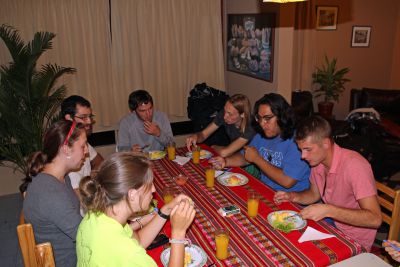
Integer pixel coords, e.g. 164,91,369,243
274,116,382,251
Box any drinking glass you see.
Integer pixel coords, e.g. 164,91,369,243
215,228,229,260
167,142,176,160
247,190,260,218
205,166,215,188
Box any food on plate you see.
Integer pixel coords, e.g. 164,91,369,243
200,150,209,157
270,211,296,233
227,175,242,186
148,150,166,160
184,251,192,267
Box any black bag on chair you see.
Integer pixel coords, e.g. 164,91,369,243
187,83,230,146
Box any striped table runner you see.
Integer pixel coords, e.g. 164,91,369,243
149,146,365,267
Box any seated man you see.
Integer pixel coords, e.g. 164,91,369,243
61,95,104,194
274,115,382,251
210,93,310,192
118,90,173,152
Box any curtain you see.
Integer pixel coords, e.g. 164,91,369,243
292,0,317,91
110,0,225,121
0,0,225,128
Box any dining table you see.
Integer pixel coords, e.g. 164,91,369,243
147,145,365,267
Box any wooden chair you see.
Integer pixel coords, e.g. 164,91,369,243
17,223,55,267
376,181,400,240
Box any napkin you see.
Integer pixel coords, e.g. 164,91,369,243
298,226,335,243
172,156,191,166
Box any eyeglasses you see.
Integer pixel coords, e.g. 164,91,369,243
74,114,95,121
254,114,275,123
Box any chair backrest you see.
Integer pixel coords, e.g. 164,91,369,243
17,223,55,267
376,181,400,240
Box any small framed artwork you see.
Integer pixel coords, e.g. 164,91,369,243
316,6,338,30
351,26,371,47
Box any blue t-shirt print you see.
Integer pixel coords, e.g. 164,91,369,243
259,147,282,167
248,134,310,192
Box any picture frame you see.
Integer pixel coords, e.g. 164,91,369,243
316,6,338,30
351,26,371,48
227,13,275,82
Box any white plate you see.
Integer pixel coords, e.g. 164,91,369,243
185,150,212,159
148,150,166,160
160,245,207,267
267,210,307,233
217,172,249,186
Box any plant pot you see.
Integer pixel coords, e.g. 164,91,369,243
318,102,334,120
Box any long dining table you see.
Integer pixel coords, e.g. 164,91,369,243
147,145,365,267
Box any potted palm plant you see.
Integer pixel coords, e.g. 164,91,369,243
312,56,350,119
0,24,76,191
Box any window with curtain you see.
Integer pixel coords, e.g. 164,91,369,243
0,0,225,130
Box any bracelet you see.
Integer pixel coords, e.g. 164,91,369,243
169,238,191,246
155,208,170,220
135,218,143,229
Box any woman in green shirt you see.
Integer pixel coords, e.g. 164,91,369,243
77,153,195,267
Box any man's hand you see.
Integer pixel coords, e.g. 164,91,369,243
243,146,261,163
143,121,161,137
299,203,330,221
208,156,226,170
274,191,293,205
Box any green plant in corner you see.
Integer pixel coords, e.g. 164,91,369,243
312,55,350,119
0,24,76,186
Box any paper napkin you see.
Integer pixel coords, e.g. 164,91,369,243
298,226,335,243
172,156,191,166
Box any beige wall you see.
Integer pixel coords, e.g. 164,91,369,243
224,0,400,119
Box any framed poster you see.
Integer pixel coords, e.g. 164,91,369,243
227,13,275,82
316,6,338,30
351,26,371,47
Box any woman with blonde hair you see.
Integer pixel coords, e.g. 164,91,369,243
186,94,255,157
77,153,195,267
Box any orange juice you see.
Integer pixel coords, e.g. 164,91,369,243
215,231,229,260
163,194,174,204
247,198,259,218
192,149,200,164
205,168,215,188
163,187,175,204
247,190,260,218
167,144,176,160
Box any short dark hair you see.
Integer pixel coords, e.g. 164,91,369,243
295,115,332,142
128,90,153,111
253,93,296,140
61,95,91,118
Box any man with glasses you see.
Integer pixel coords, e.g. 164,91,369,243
210,93,310,192
61,95,104,194
274,115,381,251
117,90,173,152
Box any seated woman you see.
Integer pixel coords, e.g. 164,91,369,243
186,94,255,157
77,153,196,267
210,93,310,192
23,120,87,267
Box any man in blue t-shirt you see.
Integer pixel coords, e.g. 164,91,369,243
210,93,310,192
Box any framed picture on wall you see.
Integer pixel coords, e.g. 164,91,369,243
351,26,371,47
227,13,275,82
316,6,338,30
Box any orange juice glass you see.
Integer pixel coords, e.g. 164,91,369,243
247,190,260,218
192,147,201,164
215,228,229,260
205,167,215,188
167,142,176,160
163,187,175,204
